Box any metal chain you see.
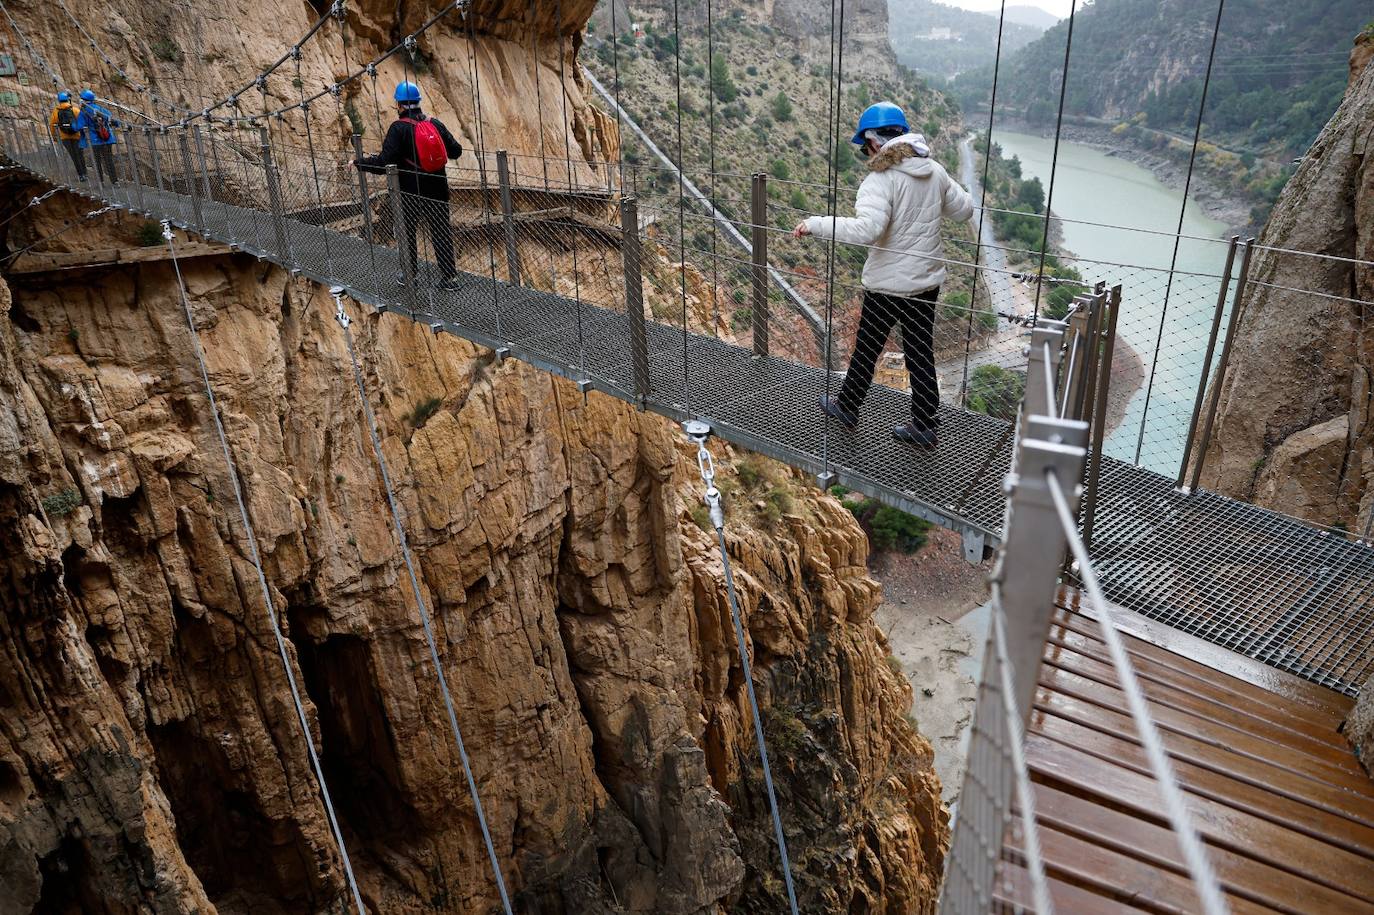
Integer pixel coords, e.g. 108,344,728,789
684,420,800,915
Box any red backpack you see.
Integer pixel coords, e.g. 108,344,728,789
401,117,447,173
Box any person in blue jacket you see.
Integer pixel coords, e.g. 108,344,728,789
72,90,120,186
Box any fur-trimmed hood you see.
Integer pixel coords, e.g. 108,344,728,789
868,132,934,175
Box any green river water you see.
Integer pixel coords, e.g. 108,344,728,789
992,130,1234,474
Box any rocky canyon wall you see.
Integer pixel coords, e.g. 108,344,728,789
0,0,945,912
1197,33,1373,528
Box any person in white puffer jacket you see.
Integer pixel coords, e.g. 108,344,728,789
795,101,974,447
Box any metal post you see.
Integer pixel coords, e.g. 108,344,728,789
1060,297,1093,420
620,195,651,404
1076,287,1105,424
1082,284,1122,550
351,133,374,245
1022,320,1066,436
260,126,290,261
1189,238,1256,493
148,128,166,197
997,413,1089,721
750,172,769,357
387,164,416,313
192,125,213,201
178,132,203,229
205,126,233,245
496,149,521,285
1177,235,1241,487
124,130,144,212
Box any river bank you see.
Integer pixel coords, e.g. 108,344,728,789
992,118,1255,235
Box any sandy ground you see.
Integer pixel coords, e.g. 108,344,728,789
873,527,993,807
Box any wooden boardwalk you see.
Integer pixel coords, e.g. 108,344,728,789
1003,592,1374,913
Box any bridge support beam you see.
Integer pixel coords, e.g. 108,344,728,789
751,172,769,358
496,150,521,286
620,196,650,405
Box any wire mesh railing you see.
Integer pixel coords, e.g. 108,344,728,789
5,115,1374,697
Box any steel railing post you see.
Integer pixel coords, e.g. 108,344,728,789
1021,319,1066,435
124,129,144,213
259,126,290,261
1083,284,1123,550
1189,238,1256,493
178,131,203,229
1077,287,1106,424
386,165,417,313
192,125,213,201
751,172,769,357
351,133,373,245
148,128,166,197
496,149,521,285
1177,235,1241,488
1061,296,1093,420
998,413,1089,719
620,195,651,404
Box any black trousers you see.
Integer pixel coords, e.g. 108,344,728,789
837,287,941,428
399,191,455,280
61,139,86,179
92,145,117,184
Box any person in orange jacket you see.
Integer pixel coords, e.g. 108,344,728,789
48,91,87,182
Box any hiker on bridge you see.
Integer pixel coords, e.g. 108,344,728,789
48,92,87,183
794,101,973,447
72,90,121,187
354,80,464,292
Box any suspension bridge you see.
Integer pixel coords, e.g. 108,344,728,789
2,0,1373,910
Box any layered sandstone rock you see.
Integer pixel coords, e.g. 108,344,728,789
0,204,943,912
1196,33,1374,526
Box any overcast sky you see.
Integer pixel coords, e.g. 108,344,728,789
939,0,1076,19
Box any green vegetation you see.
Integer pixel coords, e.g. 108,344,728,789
41,487,83,518
344,101,365,136
966,365,1024,421
831,486,932,554
953,0,1369,221
151,38,182,64
405,396,443,428
137,221,163,246
710,52,738,103
770,91,793,122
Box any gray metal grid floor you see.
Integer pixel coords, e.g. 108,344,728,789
23,166,1374,696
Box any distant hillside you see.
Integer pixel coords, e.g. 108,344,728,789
888,0,1044,80
955,0,1369,162
1001,5,1061,30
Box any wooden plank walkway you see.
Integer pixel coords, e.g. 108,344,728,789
1010,594,1374,914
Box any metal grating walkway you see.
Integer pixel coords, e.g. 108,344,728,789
13,166,1374,696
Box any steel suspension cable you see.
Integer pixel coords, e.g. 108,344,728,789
297,55,335,276
1030,0,1078,322
705,0,719,332
1132,0,1228,464
529,0,551,191
670,0,691,411
329,288,514,915
958,0,1007,406
820,0,847,479
608,0,625,190
989,595,1053,915
1045,468,1230,915
461,0,504,337
551,0,587,380
161,224,366,915
686,423,799,915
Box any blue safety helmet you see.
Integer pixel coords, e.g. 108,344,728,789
57,91,69,102
394,81,421,103
852,101,908,146
79,89,96,102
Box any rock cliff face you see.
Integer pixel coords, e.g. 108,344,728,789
1197,33,1374,529
0,1,945,912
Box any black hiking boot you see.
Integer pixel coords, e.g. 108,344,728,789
819,395,858,431
893,424,938,447
436,275,463,292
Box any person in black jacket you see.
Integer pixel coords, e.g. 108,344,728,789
355,80,464,291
